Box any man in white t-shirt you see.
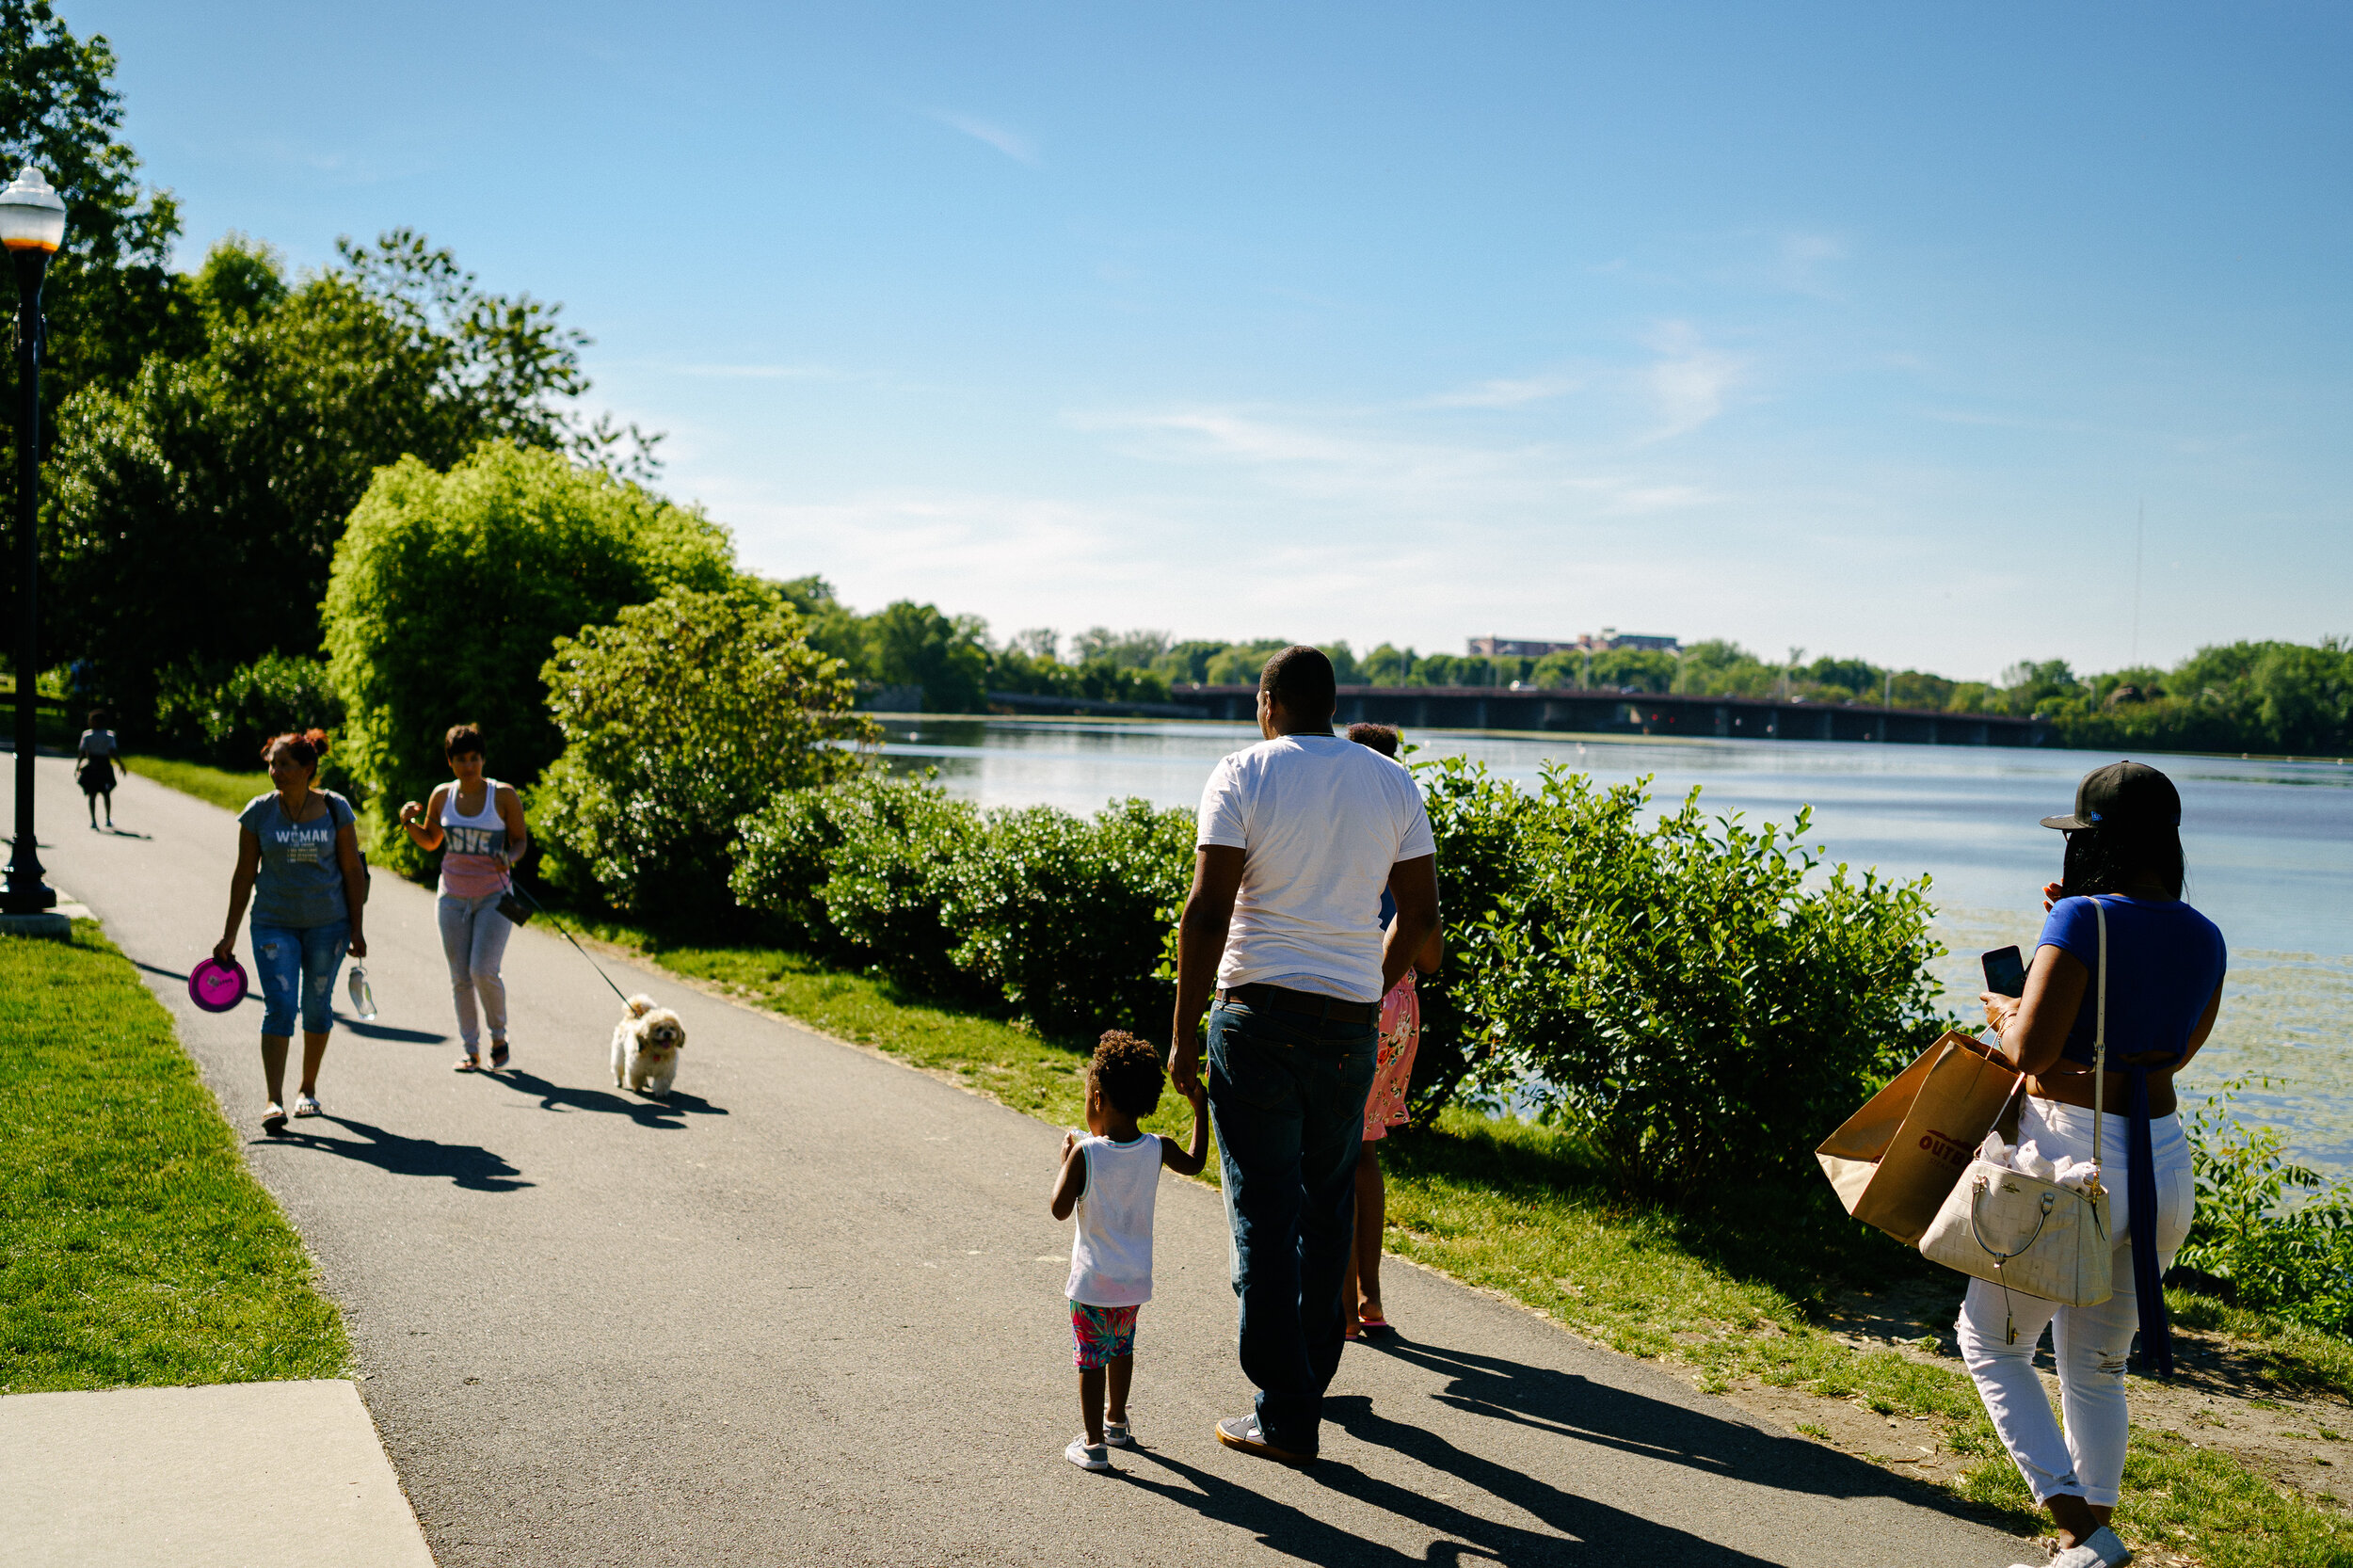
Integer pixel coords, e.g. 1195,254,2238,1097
1169,646,1439,1466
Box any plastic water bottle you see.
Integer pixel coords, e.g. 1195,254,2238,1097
346,963,378,1021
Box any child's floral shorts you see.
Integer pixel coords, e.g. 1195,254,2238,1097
1069,1300,1140,1368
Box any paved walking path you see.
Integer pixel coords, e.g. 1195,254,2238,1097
13,758,2029,1566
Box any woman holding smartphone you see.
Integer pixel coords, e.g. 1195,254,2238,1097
1971,761,2225,1568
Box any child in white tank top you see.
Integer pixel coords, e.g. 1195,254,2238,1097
1048,1031,1209,1471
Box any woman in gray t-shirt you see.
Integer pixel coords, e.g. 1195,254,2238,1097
214,728,370,1134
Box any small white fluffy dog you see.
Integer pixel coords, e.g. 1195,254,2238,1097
612,995,687,1098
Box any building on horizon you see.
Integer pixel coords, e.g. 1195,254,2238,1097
1466,627,1680,659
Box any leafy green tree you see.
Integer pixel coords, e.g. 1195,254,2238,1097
49,232,647,727
1203,640,1290,686
322,443,737,862
536,584,872,919
1152,639,1231,685
1590,648,1676,693
1071,627,1171,669
1361,643,1416,686
775,574,878,677
870,600,990,712
0,0,195,410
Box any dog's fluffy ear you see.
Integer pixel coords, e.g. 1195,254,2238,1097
625,994,655,1017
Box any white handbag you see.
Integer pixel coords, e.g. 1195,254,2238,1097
1917,901,2115,1333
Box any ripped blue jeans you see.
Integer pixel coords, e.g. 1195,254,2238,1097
250,920,349,1037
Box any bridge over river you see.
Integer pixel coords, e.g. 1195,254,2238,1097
985,683,2051,746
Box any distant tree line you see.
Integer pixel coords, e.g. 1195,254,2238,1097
818,616,2353,759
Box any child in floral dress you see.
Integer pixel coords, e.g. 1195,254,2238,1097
1343,724,1444,1338
1048,1031,1209,1469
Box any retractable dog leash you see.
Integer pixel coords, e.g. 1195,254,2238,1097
504,880,633,1007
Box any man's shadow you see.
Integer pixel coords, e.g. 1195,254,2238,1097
491,1066,726,1128
96,824,152,839
1118,1432,1782,1567
264,1114,532,1192
1356,1334,2004,1523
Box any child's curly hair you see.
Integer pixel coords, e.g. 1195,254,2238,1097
1089,1030,1165,1119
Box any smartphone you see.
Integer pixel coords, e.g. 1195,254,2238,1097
1980,945,2027,999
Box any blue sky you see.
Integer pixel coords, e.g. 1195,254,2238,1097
76,1,2353,680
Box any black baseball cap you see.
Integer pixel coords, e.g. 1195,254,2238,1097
2040,760,2182,832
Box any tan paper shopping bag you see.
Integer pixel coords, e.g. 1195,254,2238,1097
1816,1031,2020,1245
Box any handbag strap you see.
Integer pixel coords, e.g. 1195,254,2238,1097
2092,897,2107,1169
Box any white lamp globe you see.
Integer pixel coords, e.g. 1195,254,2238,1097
0,168,66,253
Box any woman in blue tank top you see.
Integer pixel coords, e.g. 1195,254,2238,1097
1971,761,2226,1568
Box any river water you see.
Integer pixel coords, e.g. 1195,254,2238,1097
875,715,2353,1174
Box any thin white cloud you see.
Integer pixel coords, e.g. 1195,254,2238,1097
652,362,840,380
932,110,1039,165
1421,374,1580,409
1070,403,1713,518
1773,231,1849,296
1642,321,1744,440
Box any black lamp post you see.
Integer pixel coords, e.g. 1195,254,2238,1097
0,166,64,920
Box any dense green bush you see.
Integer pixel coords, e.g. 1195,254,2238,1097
323,441,738,871
785,778,982,996
732,776,1192,1032
1411,755,1541,1120
535,584,871,920
2177,1080,2353,1336
151,653,344,772
1445,762,1949,1201
937,799,1195,1036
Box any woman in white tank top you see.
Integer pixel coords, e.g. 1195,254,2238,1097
398,724,530,1071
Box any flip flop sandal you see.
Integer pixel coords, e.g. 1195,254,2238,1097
453,1054,480,1072
261,1103,288,1134
488,1042,511,1071
1358,1311,1393,1334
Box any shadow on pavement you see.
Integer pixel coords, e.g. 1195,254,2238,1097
95,825,153,839
1361,1334,2006,1530
264,1114,533,1192
489,1067,727,1127
1120,1434,1778,1566
338,1016,451,1044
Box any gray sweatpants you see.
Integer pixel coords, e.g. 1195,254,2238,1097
437,891,513,1048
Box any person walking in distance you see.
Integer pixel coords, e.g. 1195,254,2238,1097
399,725,530,1072
75,708,120,829
1169,647,1440,1466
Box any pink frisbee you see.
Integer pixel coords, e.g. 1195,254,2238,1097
188,956,248,1013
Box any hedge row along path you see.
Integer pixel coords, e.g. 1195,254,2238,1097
12,756,2027,1566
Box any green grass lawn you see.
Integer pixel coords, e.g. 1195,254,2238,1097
120,755,268,813
0,922,348,1393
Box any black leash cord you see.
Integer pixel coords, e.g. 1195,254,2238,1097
508,880,633,1007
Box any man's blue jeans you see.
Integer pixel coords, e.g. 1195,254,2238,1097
1207,994,1379,1456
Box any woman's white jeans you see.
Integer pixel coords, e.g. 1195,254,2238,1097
1954,1096,2195,1509
437,892,513,1048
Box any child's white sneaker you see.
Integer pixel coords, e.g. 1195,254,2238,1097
1064,1436,1111,1471
1104,1417,1135,1449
